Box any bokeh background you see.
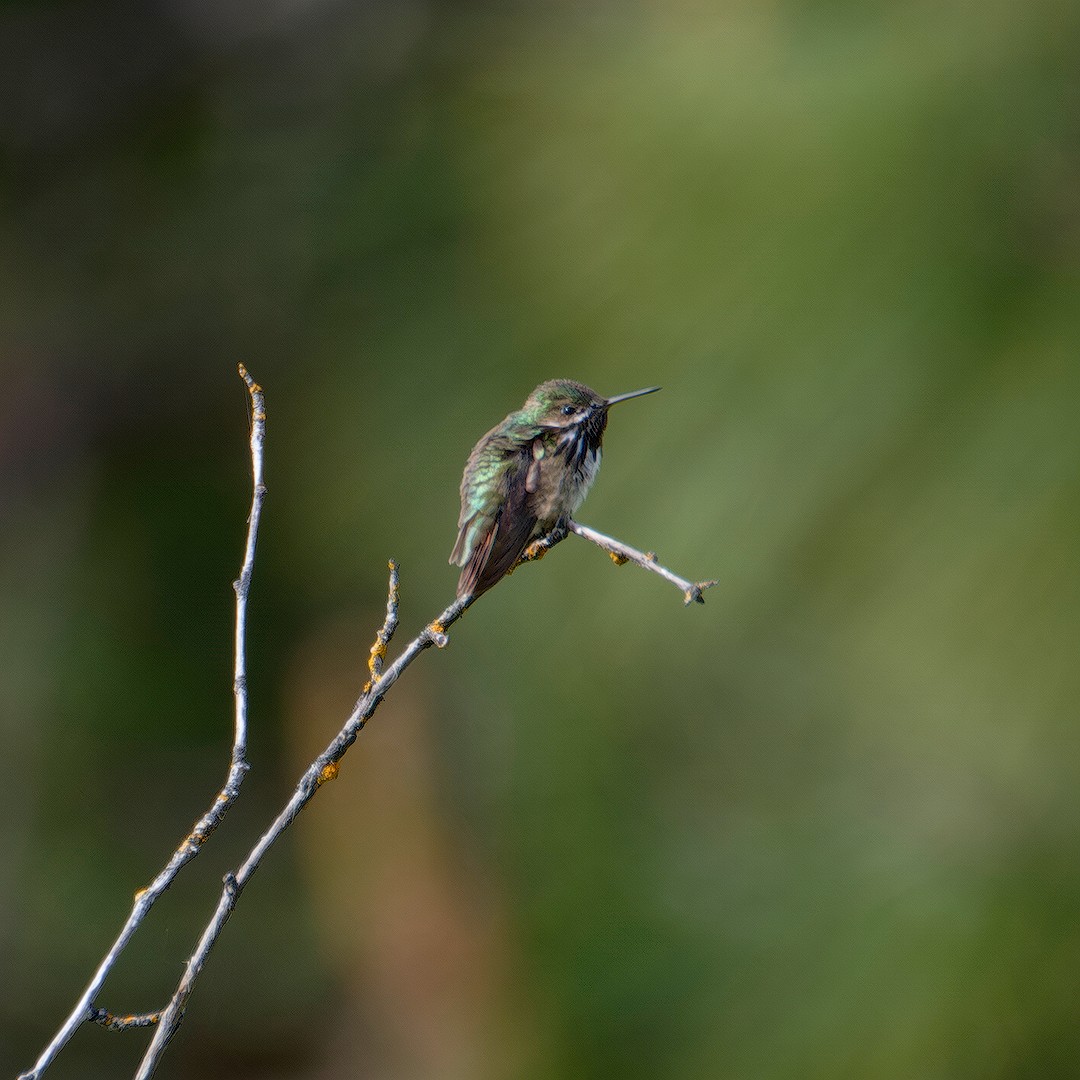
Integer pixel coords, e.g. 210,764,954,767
3,1,1079,1077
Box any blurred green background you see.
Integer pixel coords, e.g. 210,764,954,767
3,1,1079,1077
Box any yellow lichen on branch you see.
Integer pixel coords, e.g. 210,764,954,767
368,639,388,679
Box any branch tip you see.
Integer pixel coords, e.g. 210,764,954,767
567,519,715,608
237,363,262,395
691,579,719,605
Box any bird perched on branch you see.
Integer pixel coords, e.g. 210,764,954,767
450,379,660,600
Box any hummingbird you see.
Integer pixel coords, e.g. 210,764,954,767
450,379,660,601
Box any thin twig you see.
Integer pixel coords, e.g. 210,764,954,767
365,560,400,689
16,365,267,1080
134,578,473,1077
567,519,718,605
88,1010,161,1032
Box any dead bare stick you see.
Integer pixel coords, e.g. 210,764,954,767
568,519,718,605
133,575,472,1077
16,366,266,1080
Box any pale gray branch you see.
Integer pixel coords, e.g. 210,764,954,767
134,578,472,1077
17,365,267,1080
567,519,718,605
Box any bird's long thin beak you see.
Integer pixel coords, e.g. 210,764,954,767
605,385,661,407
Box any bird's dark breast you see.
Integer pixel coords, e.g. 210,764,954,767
556,410,607,471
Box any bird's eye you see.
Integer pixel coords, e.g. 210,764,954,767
561,404,576,416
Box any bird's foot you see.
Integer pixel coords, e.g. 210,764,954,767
521,520,569,562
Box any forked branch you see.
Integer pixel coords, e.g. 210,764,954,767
19,370,712,1080
133,575,471,1077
